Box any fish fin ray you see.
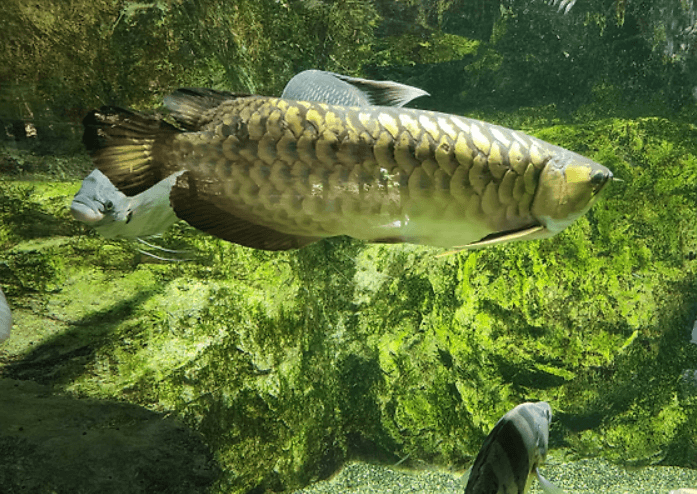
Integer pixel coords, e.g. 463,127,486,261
463,225,546,249
83,107,179,196
164,88,249,129
435,247,467,258
536,468,565,494
332,72,430,107
170,172,319,251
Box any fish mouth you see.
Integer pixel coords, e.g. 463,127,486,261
70,201,104,224
590,168,613,195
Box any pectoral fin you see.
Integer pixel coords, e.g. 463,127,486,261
436,225,547,257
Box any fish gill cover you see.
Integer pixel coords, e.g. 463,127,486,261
1,1,697,494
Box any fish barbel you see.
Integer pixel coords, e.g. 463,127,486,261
83,81,612,251
281,69,430,107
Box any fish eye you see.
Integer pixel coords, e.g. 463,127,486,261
590,169,610,187
104,200,114,211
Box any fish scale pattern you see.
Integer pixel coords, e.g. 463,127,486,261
166,96,552,238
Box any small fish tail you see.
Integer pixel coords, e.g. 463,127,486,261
83,107,180,196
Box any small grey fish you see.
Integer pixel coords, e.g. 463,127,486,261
465,401,564,494
70,169,183,240
281,69,430,107
82,71,612,251
0,288,12,344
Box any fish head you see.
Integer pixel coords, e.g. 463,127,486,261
71,169,130,236
531,150,612,237
509,401,553,474
531,401,552,462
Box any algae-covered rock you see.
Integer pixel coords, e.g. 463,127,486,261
1,112,696,493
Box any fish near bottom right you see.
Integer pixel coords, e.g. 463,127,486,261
464,401,564,494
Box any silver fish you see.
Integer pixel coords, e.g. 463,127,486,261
82,74,612,251
465,402,564,494
670,490,697,494
0,288,12,344
281,69,429,107
70,169,183,240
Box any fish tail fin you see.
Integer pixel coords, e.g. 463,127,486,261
83,107,180,196
536,468,565,494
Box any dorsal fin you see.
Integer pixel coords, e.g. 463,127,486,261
163,88,249,130
281,70,429,107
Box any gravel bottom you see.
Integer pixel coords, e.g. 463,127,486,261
292,458,697,494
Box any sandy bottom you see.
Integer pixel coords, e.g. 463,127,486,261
292,458,697,494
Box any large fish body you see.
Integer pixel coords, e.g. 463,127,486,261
0,288,12,344
465,401,563,494
83,74,612,251
73,71,426,241
70,169,183,239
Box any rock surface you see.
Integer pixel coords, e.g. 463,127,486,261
0,379,219,494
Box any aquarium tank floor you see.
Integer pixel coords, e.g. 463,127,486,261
290,460,697,494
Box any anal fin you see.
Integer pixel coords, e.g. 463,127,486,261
170,172,319,251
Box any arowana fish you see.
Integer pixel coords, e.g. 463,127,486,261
71,71,426,240
82,72,612,251
465,401,564,494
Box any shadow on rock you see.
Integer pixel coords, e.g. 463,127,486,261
0,379,220,493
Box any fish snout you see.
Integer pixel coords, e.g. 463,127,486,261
531,155,613,235
589,167,613,194
70,201,104,225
